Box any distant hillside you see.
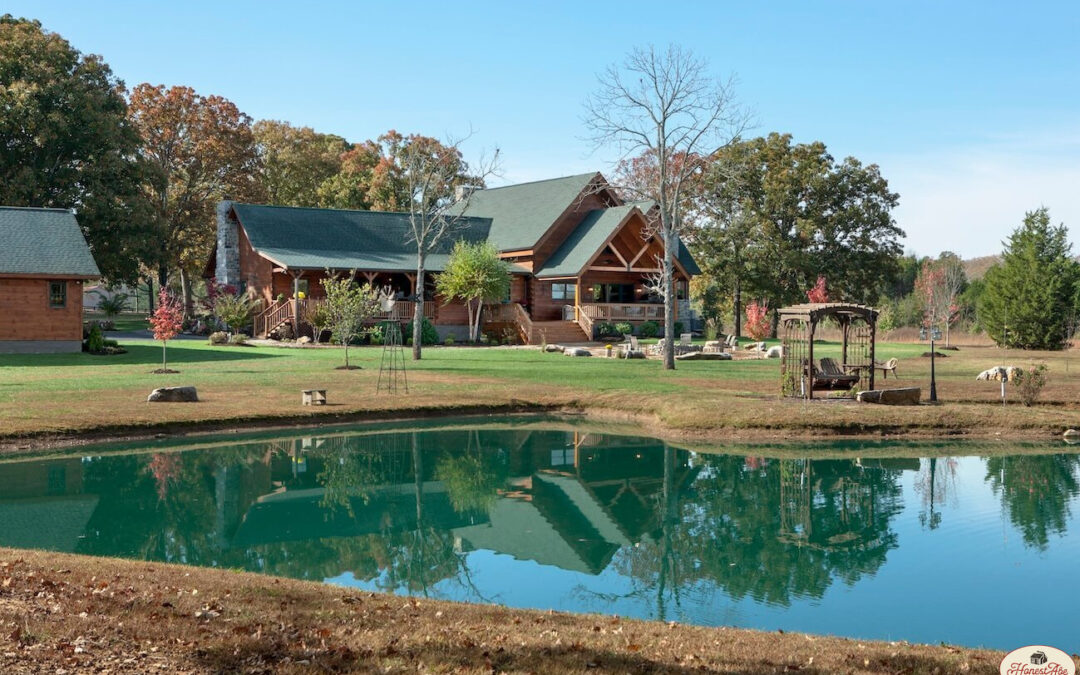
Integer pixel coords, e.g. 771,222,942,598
963,255,1000,280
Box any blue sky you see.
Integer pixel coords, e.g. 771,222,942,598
10,1,1080,257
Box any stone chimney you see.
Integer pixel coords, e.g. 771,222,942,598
454,185,481,202
215,200,240,286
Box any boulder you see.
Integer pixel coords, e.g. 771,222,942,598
675,351,732,361
623,350,647,359
856,387,921,406
297,336,312,344
1064,429,1080,444
703,340,724,352
147,386,199,403
766,345,783,359
544,344,565,353
564,347,592,357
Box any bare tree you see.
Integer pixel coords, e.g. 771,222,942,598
585,45,749,369
394,133,499,360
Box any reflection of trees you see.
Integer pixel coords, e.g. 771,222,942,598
985,455,1080,550
435,430,509,516
914,457,958,530
613,454,904,613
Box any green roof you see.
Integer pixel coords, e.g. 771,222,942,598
232,203,491,272
0,207,100,277
452,173,598,251
535,202,702,278
535,204,637,278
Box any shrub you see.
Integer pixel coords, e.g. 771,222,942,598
638,321,659,338
214,292,256,335
1012,364,1048,406
614,322,633,336
444,335,455,345
368,324,384,345
406,336,414,346
229,333,247,345
407,317,439,346
674,321,684,336
86,323,105,353
208,331,229,345
596,321,619,338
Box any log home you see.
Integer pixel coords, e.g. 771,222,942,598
0,207,100,354
209,172,698,343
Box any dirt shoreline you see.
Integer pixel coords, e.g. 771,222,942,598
0,548,1023,674
0,400,1073,456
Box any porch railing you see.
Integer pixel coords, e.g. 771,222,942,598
483,302,533,344
374,300,434,323
574,306,594,340
255,298,292,337
579,303,675,322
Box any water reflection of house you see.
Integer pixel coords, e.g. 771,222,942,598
0,458,98,552
455,432,696,574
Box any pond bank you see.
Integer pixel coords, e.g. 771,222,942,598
0,547,1013,674
1,400,1076,457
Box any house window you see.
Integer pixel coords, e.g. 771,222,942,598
592,283,635,303
48,281,66,308
551,283,576,301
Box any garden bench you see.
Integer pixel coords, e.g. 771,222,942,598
301,389,327,406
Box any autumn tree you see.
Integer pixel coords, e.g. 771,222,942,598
316,139,381,210
586,45,747,369
150,288,184,373
253,120,349,207
384,132,498,360
128,84,264,314
436,241,511,342
806,275,829,303
914,254,965,347
979,208,1079,350
0,15,156,283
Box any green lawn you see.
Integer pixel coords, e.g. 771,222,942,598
0,337,1076,441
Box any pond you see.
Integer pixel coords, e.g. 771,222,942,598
0,421,1077,651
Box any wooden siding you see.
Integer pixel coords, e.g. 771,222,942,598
0,277,85,341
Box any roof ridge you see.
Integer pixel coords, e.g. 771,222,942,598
480,172,598,192
0,205,74,213
233,202,491,222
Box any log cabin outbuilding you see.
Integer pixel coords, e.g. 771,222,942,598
0,207,100,354
208,172,699,343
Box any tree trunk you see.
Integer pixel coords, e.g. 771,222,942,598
465,299,476,343
733,277,742,338
662,228,676,370
157,266,168,297
413,259,425,360
344,341,350,369
179,268,193,320
162,340,167,371
147,275,156,313
474,300,483,342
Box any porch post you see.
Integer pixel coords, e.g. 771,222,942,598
807,319,815,400
291,270,301,334
574,278,581,322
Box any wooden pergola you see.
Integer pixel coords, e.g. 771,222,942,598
779,303,879,399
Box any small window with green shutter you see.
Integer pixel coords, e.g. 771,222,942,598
48,281,66,308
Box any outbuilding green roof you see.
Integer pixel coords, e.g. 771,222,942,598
451,173,599,251
0,207,100,277
232,203,492,272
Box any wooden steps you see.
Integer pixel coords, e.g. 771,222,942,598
530,320,589,344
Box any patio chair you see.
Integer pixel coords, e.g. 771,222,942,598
623,335,641,358
875,357,899,379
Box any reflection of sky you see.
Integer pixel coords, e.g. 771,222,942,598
327,456,1080,652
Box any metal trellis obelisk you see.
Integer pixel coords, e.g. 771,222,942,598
377,291,408,394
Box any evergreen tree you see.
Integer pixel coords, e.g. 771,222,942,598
978,208,1079,350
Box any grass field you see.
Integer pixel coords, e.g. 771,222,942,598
2,336,1080,443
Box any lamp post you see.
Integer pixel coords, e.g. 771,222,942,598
929,326,938,402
